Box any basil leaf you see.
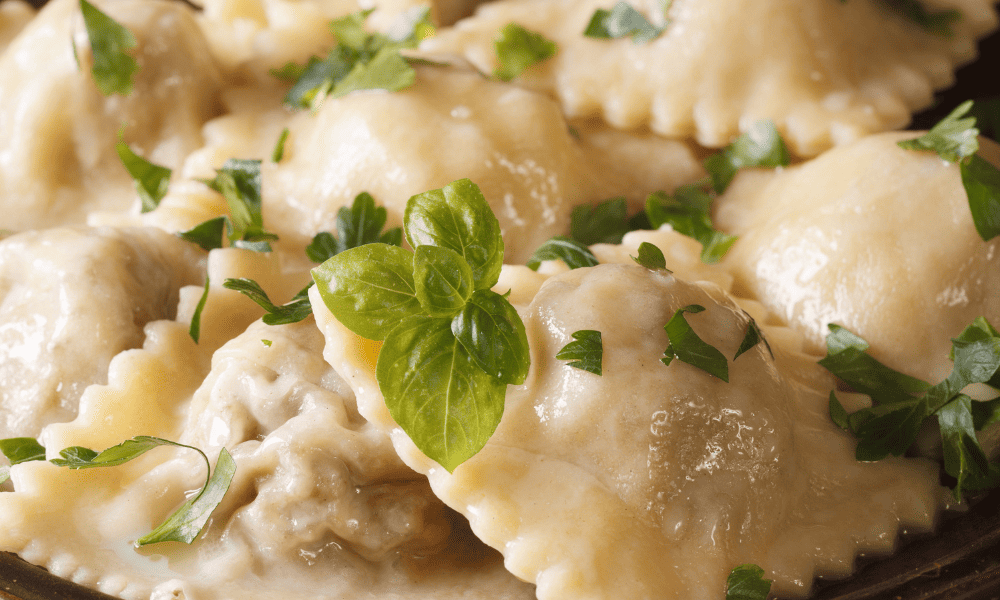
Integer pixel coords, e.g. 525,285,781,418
452,289,531,384
571,197,631,245
631,241,668,270
960,153,1000,241
556,330,603,375
818,324,930,402
189,275,210,344
311,243,421,340
376,315,506,472
645,187,737,264
583,1,665,44
0,438,47,465
526,236,599,271
177,217,227,251
116,138,171,213
829,391,851,430
205,159,278,250
223,279,314,325
938,396,994,499
898,100,978,161
734,314,771,360
662,305,729,382
704,121,790,194
137,447,236,546
78,0,138,96
414,245,475,317
404,179,504,289
493,23,557,81
726,564,772,600
307,192,403,263
271,128,289,163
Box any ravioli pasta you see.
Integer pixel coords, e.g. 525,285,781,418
0,0,996,598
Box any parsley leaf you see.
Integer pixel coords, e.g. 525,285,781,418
645,186,737,264
734,314,772,360
631,241,669,270
527,236,599,270
556,330,603,375
306,192,403,263
312,179,530,471
189,275,210,344
177,217,227,252
726,564,772,600
494,23,557,81
583,1,665,44
662,305,729,382
116,134,171,213
203,159,278,251
271,128,289,163
223,279,314,326
571,197,631,245
78,0,138,96
0,438,47,465
897,100,1000,241
704,121,790,194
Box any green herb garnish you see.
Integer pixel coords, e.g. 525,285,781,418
583,1,665,44
662,305,729,381
189,275,210,343
271,128,289,162
726,564,772,600
704,121,790,194
305,191,402,263
556,330,603,375
631,241,669,270
645,185,738,264
312,178,530,472
735,314,772,360
223,279,314,326
1,436,235,546
494,23,557,81
897,101,1000,241
571,197,631,245
78,0,138,96
527,236,599,270
821,319,1000,499
116,132,171,213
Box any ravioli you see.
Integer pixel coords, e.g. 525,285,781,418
313,256,946,599
422,0,998,156
0,0,224,231
715,132,1000,384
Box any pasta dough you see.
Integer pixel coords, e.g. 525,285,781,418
422,0,998,155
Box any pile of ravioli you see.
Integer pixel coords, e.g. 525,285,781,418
0,0,998,598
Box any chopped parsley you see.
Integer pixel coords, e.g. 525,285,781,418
704,120,790,194
584,1,666,44
645,185,738,264
223,279,314,326
631,241,669,270
726,564,772,600
271,128,289,163
526,236,600,270
116,132,171,213
189,275,210,344
556,330,604,375
77,0,138,96
662,305,729,382
494,23,557,81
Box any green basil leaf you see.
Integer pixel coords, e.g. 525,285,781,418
0,438,47,465
493,22,557,81
898,100,978,161
734,314,771,360
414,245,474,317
725,564,772,600
526,236,599,271
704,121,790,194
556,330,603,376
271,128,289,163
452,289,530,384
960,153,1000,241
306,192,403,263
223,279,314,325
631,241,668,270
137,447,236,546
937,395,993,500
404,179,504,289
571,197,631,245
376,315,506,472
311,243,421,340
177,217,226,251
189,275,210,344
116,138,171,213
79,0,138,96
645,187,737,264
662,305,729,382
829,391,851,430
818,324,930,402
583,1,665,43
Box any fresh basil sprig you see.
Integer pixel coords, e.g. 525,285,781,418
0,436,235,546
897,100,1000,240
116,132,171,213
306,192,402,263
583,1,666,44
726,563,772,600
821,319,1000,499
556,330,603,375
274,8,432,111
312,178,530,472
494,23,558,81
77,0,138,96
